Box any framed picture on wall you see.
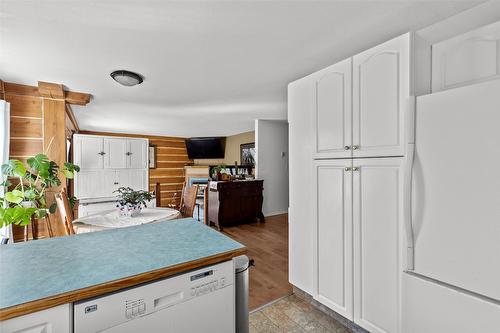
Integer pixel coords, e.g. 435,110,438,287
240,142,255,166
149,145,157,169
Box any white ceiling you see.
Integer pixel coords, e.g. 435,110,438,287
0,0,484,137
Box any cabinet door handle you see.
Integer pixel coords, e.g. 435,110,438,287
126,152,133,156
352,145,359,150
344,167,352,171
352,167,359,171
114,182,119,185
98,151,106,156
344,146,351,150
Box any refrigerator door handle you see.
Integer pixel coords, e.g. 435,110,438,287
404,143,415,270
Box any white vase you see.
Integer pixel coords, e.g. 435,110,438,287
117,204,142,217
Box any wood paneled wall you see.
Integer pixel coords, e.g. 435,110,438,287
1,80,90,241
4,88,44,163
78,131,193,207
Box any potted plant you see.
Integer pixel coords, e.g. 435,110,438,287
114,187,154,217
0,154,80,231
212,164,226,181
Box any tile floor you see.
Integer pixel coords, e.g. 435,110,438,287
250,294,352,333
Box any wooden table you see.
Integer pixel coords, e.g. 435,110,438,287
73,207,181,234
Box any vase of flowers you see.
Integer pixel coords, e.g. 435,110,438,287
114,187,154,217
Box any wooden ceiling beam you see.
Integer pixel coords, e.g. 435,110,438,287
2,82,40,97
65,91,91,106
65,104,80,132
38,81,65,100
1,80,91,106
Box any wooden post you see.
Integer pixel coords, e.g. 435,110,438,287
40,82,67,237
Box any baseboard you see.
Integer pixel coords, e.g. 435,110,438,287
264,210,288,217
292,286,369,333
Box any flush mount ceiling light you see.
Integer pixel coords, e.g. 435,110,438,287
110,70,144,87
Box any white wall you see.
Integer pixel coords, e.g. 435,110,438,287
255,120,288,216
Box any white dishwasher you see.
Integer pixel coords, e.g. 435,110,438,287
74,260,235,333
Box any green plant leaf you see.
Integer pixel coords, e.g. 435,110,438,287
36,209,47,219
5,191,24,204
1,160,26,178
63,169,74,179
24,189,37,200
0,179,12,187
49,203,57,214
27,153,48,168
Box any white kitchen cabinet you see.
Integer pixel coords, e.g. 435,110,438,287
288,76,315,294
431,21,500,93
75,170,105,199
73,134,149,202
313,58,352,159
352,33,411,158
119,169,148,191
312,158,403,331
352,158,403,333
0,304,71,333
128,139,147,169
75,135,104,169
104,138,128,169
313,159,353,320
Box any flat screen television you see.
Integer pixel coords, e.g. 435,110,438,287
186,137,225,159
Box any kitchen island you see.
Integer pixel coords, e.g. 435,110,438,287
0,218,246,332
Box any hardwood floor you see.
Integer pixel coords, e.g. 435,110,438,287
221,214,293,310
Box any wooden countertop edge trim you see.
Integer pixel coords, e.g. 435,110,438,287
0,247,247,321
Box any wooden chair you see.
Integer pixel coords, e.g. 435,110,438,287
179,183,198,218
55,188,76,235
155,182,162,207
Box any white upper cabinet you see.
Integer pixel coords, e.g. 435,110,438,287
352,33,411,158
432,21,500,92
313,58,352,159
73,134,149,200
128,139,148,169
104,138,128,169
352,158,403,333
313,159,353,320
76,135,104,169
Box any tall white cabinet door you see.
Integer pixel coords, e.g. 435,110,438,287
352,158,403,333
313,58,352,159
288,76,315,294
352,33,410,158
104,138,128,169
76,136,104,169
128,139,148,169
313,159,353,319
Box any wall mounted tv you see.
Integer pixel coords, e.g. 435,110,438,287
186,137,225,159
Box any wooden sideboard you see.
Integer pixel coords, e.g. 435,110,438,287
207,180,264,230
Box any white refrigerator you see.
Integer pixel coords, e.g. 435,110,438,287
407,78,500,303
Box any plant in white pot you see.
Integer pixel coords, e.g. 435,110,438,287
114,187,154,217
0,154,79,231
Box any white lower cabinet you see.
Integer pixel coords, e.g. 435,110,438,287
314,158,403,333
352,158,403,333
314,160,353,319
0,304,71,333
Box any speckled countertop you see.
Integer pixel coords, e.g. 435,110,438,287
0,218,245,319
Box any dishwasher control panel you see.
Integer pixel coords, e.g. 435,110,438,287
191,276,227,296
125,299,146,319
74,260,234,333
